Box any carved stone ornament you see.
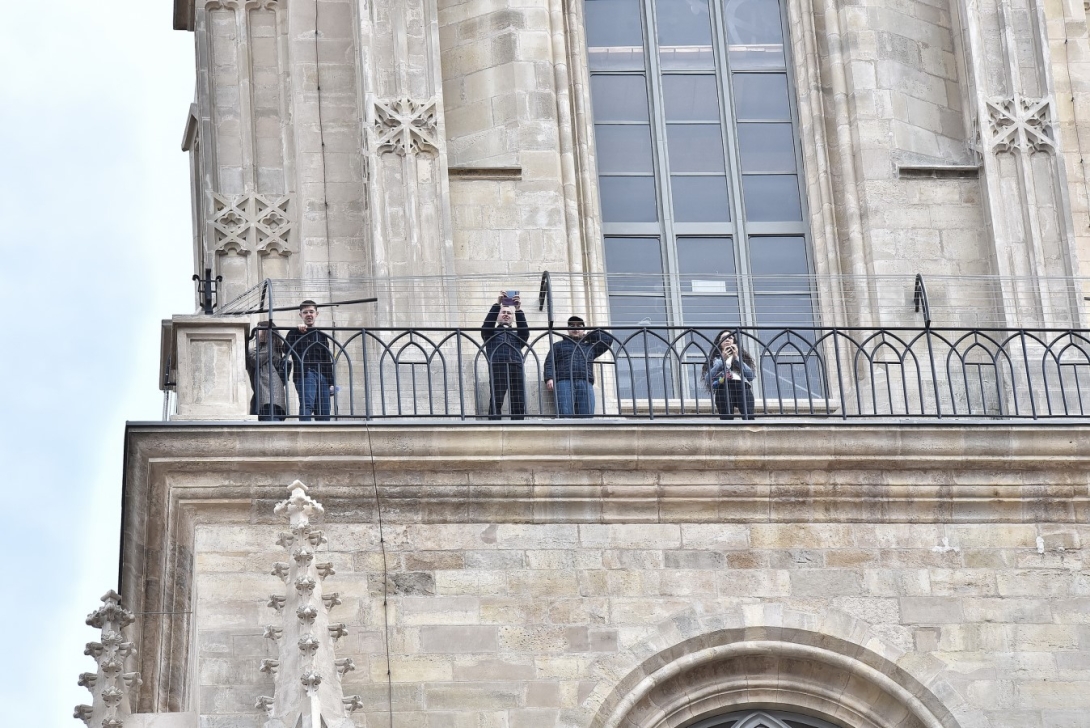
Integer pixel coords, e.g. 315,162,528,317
372,98,440,156
259,481,362,727
985,96,1056,154
211,193,293,256
204,0,280,10
73,591,141,727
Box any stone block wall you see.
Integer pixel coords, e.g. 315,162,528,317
192,518,1090,727
439,0,576,278
190,0,368,300
803,0,992,306
121,424,1090,727
178,0,1090,326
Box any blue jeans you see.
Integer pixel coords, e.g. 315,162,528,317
297,370,331,421
555,379,594,417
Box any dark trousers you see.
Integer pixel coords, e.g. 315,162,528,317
714,379,755,420
258,404,286,422
488,362,525,420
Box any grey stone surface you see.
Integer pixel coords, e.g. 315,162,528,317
135,0,1090,721
115,422,1090,724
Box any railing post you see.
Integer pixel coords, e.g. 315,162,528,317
361,330,372,420
925,328,942,419
913,273,931,327
538,271,554,328
193,268,223,315
1019,330,1038,419
832,328,847,420
456,330,466,420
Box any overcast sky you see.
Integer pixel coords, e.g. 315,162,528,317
0,4,195,724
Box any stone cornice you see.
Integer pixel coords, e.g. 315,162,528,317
122,421,1090,479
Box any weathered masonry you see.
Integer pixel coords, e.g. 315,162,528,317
71,0,1090,726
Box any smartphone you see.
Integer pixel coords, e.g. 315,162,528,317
501,291,520,306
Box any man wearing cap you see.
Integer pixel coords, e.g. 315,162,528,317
544,316,614,417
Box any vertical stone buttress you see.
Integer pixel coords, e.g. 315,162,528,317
256,481,362,727
73,592,141,728
359,0,458,326
191,0,369,309
957,0,1084,325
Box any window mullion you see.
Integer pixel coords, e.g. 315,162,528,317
777,0,820,326
643,0,683,329
711,0,756,328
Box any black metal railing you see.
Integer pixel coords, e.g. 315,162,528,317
242,325,1090,421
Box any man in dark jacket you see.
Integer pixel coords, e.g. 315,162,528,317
285,300,335,421
481,292,529,419
544,315,614,417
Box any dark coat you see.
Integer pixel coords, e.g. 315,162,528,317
285,326,335,385
481,304,529,364
543,330,614,384
247,338,290,410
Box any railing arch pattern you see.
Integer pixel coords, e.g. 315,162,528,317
245,325,1090,420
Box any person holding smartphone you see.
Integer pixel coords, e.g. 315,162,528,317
701,330,756,420
481,291,529,419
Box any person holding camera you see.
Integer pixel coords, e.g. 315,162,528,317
701,331,756,420
481,291,529,419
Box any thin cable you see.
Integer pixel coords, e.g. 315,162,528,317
313,0,336,323
364,422,395,727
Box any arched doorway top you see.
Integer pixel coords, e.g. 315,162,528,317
581,604,981,728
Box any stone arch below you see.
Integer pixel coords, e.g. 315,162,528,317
582,605,981,728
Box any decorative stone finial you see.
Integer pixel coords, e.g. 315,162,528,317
273,480,325,531
260,481,361,727
73,591,141,727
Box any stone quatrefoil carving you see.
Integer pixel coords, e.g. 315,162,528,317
211,193,293,256
985,95,1056,154
372,98,440,156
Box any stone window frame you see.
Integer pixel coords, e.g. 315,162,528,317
563,0,852,329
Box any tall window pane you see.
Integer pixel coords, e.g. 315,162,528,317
590,75,650,121
723,0,785,68
604,237,664,293
671,177,730,222
662,75,721,120
657,0,715,69
733,73,790,119
600,177,658,222
586,0,645,70
586,0,815,393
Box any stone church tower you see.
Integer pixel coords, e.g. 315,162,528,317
74,0,1090,726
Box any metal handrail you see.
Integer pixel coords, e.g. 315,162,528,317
913,274,931,328
538,271,554,328
241,324,1090,421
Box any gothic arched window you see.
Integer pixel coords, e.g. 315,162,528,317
584,0,817,396
690,709,847,728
